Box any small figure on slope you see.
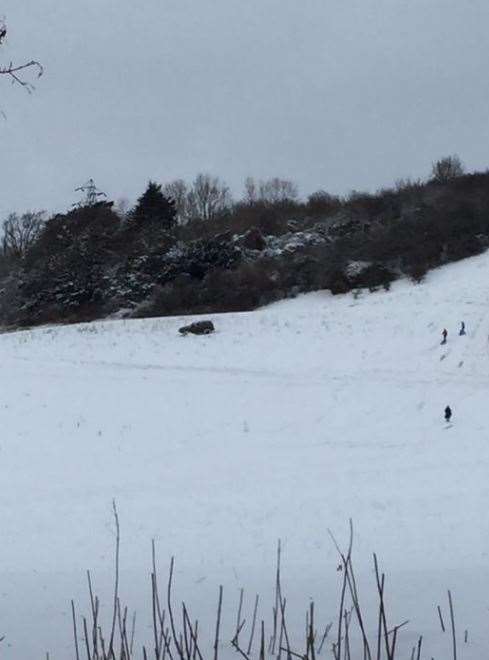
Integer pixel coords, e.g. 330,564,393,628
459,321,466,336
444,405,452,423
441,328,448,345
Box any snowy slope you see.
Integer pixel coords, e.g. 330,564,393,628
2,253,489,658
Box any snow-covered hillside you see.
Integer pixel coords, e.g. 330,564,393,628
2,253,489,659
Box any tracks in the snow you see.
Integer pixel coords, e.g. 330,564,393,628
8,354,489,390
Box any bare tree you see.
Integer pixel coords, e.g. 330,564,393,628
243,177,258,204
431,155,464,183
259,178,298,204
188,173,232,221
2,210,45,258
0,19,43,92
243,177,298,204
163,179,191,224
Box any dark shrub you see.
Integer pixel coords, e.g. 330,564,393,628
328,270,351,295
351,264,396,290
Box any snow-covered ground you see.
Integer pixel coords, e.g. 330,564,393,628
2,253,489,658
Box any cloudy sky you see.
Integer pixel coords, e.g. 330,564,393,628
1,0,488,217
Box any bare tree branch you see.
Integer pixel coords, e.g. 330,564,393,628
0,20,43,92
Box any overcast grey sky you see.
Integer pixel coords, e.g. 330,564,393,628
1,0,489,217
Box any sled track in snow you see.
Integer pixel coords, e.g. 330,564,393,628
8,354,489,390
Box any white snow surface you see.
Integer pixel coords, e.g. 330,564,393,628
2,253,489,658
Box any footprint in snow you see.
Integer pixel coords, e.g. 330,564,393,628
458,360,464,368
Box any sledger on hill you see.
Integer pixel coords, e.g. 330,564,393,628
441,328,448,345
459,321,466,336
445,406,452,423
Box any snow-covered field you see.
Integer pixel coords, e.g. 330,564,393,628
2,253,489,658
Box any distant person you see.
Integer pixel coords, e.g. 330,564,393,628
459,321,466,336
444,405,452,423
441,328,448,345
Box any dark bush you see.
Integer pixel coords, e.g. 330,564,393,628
327,270,351,295
406,262,428,283
351,264,396,290
306,191,342,217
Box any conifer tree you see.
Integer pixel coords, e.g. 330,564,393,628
132,181,177,231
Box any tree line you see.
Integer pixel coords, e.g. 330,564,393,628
1,154,487,327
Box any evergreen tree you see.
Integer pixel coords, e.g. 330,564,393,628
132,181,176,231
19,202,120,323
